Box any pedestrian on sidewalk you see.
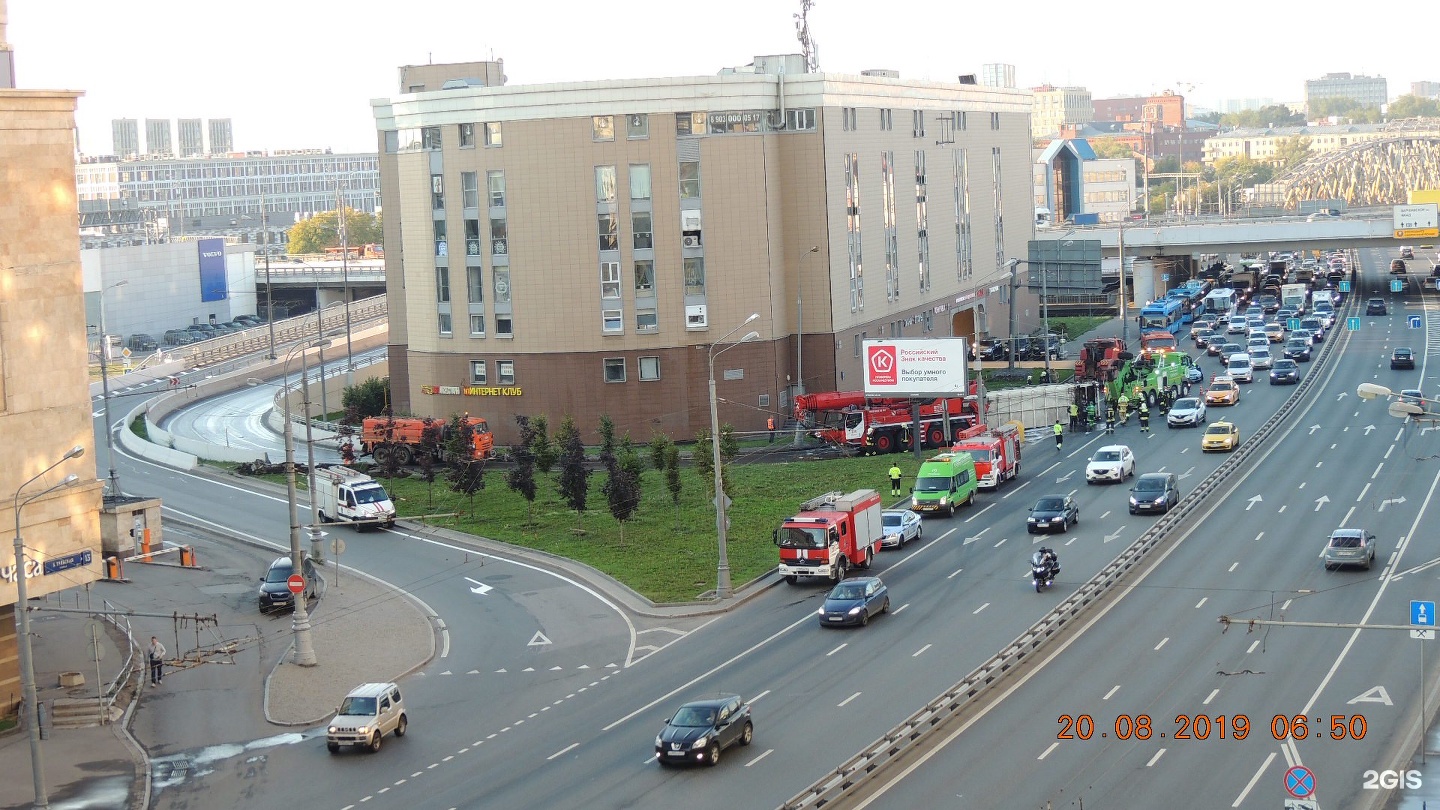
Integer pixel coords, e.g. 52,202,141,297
148,636,166,685
767,415,777,443
888,463,903,497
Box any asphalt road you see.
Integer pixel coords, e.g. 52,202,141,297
843,247,1440,810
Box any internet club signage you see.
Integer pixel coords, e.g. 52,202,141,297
421,385,523,396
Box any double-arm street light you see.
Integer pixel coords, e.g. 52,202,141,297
709,312,761,599
278,340,328,666
12,444,85,809
97,280,128,498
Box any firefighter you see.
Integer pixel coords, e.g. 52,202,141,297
1084,401,1097,433
1117,392,1131,425
1102,405,1114,435
1138,398,1151,432
1053,419,1064,451
888,463,903,497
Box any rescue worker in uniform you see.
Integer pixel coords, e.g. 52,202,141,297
1117,392,1131,425
1053,419,1064,451
888,463,903,497
1068,402,1079,433
1138,398,1151,432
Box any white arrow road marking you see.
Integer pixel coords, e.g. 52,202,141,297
1364,424,1376,435
1348,686,1393,705
1056,470,1074,483
528,631,552,647
1308,424,1321,435
963,527,990,545
1337,392,1347,400
1315,495,1330,512
464,577,493,595
1103,527,1127,543
1178,466,1195,480
1379,496,1407,512
1246,495,1263,510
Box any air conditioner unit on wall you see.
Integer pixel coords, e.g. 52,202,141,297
682,234,702,249
686,304,708,328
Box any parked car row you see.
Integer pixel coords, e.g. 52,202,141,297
159,314,265,347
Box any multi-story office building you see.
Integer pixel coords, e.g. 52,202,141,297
981,63,1015,89
209,118,233,153
145,118,172,156
178,118,204,157
1200,122,1440,165
1411,82,1440,100
1093,91,1186,127
1031,85,1093,138
111,118,139,158
75,151,380,243
1304,72,1387,112
373,56,1035,444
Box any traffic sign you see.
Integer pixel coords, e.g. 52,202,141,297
1412,629,1435,640
1412,600,1435,627
1287,318,1302,331
286,574,306,594
1391,278,1405,293
1410,315,1423,329
1339,280,1351,293
1162,274,1169,281
1284,765,1316,798
1347,316,1361,331
1285,801,1318,810
1394,203,1439,239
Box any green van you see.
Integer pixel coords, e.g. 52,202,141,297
909,452,978,518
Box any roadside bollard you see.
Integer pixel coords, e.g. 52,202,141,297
104,555,123,580
179,546,196,567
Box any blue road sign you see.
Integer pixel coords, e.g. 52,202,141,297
1339,280,1351,292
1392,279,1406,292
1285,765,1316,798
1162,274,1169,281
1287,318,1302,331
1347,316,1361,331
1413,600,1436,627
1410,315,1423,329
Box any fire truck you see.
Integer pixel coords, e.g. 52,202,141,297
950,422,1023,489
1138,331,1179,358
359,415,494,466
774,490,885,584
794,387,984,454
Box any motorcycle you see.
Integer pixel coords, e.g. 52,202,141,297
1031,550,1060,592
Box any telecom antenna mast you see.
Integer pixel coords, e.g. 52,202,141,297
795,0,820,72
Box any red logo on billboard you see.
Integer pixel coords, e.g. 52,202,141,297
867,345,898,386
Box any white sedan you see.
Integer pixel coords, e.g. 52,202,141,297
1085,445,1136,484
881,509,922,549
1166,397,1207,428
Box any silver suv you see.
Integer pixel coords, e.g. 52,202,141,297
327,682,407,753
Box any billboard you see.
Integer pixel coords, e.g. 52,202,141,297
1393,204,1439,240
197,238,228,302
862,339,968,396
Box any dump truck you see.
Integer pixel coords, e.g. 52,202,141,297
359,416,493,466
312,465,396,530
775,490,885,584
950,422,1023,489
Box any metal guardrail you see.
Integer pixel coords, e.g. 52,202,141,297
180,294,387,369
99,598,138,718
778,298,1348,809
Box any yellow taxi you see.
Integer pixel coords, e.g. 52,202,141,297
1204,375,1241,406
1264,323,1285,343
1202,421,1240,452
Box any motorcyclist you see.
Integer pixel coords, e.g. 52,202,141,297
1032,547,1060,579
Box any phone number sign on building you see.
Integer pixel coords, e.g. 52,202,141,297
862,339,969,396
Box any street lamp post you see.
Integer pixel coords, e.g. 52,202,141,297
12,444,85,810
98,280,129,499
281,340,326,666
709,313,760,599
793,246,819,446
336,181,354,373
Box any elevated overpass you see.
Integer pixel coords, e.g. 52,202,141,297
1036,211,1426,258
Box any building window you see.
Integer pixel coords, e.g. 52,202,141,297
632,212,652,250
597,212,618,251
880,109,892,130
490,218,507,255
881,151,898,301
842,107,857,131
493,268,511,304
438,311,452,335
470,314,485,336
459,123,475,148
630,164,651,201
470,360,486,384
916,150,930,292
467,266,484,303
787,109,816,131
465,219,481,255
679,161,701,199
595,165,617,202
990,112,1000,130
487,170,505,207
484,122,502,147
955,148,973,281
434,219,448,257
421,126,442,150
496,315,513,337
604,357,626,382
593,115,615,141
991,147,1006,272
639,356,660,380
913,110,926,138
675,112,706,136
955,111,966,131
600,261,621,299
497,359,515,383
435,266,450,303
845,151,864,311
626,114,649,139
636,309,658,333
684,257,706,295
431,174,444,209
461,172,479,209
602,309,623,334
634,260,655,293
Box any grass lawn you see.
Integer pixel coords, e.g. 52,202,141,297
1049,315,1110,340
372,452,911,603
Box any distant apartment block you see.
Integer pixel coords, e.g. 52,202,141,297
145,118,172,156
111,118,139,158
178,118,203,157
1411,82,1440,99
209,118,233,152
982,63,1015,89
1304,72,1387,111
1031,85,1093,138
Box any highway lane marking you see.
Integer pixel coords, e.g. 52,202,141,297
894,603,910,613
1037,741,1060,760
1385,444,1394,459
436,619,449,659
1064,537,1076,546
1278,505,1286,513
1372,462,1385,479
1281,599,1293,610
1228,562,1239,572
547,742,579,760
913,644,932,658
1099,510,1110,519
1203,688,1219,705
838,692,862,707
1194,598,1207,609
1102,685,1120,700
973,602,990,615
826,643,848,657
751,689,771,702
1358,482,1371,501
1146,748,1166,766
965,503,995,522
745,748,774,767
1254,532,1264,543
947,567,964,579
1247,640,1261,653
993,537,1007,548
1154,637,1169,651
1341,505,1355,525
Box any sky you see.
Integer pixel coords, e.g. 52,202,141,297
9,1,1431,156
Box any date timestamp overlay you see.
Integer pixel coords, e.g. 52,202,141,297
1056,714,1368,741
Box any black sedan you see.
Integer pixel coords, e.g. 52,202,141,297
1269,359,1301,384
1283,339,1312,362
1027,494,1079,534
1366,298,1387,315
1392,347,1416,370
817,576,890,627
655,694,753,766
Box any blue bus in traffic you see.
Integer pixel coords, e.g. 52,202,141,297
1140,298,1187,335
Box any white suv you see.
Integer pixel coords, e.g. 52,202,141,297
328,682,408,753
1226,353,1255,383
